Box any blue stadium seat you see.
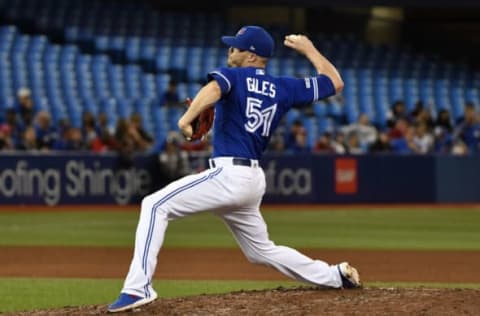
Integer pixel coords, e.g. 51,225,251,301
302,117,318,148
187,83,201,100
0,11,478,147
313,102,327,117
152,42,169,68
166,107,183,131
116,99,132,119
317,117,335,135
155,73,171,96
125,36,141,62
285,108,302,126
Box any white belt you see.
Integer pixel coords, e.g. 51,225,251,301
208,157,259,168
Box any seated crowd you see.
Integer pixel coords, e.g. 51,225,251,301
269,100,480,156
0,88,154,155
1,87,479,156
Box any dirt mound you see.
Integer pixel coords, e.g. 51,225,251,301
8,287,480,316
3,247,480,283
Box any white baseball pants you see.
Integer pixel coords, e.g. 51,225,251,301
121,157,342,298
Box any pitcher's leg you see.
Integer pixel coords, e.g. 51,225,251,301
219,209,342,288
122,167,226,297
121,193,168,297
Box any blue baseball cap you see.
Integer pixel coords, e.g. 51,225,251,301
221,26,275,58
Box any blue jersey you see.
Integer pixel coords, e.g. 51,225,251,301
208,67,335,160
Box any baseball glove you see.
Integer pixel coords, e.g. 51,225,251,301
186,98,215,141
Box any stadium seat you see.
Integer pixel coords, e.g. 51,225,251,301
0,6,478,147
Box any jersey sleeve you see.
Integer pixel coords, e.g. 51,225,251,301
207,67,237,96
288,74,336,106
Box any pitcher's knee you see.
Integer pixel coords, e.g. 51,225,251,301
141,194,156,210
244,253,264,265
244,249,271,265
141,193,172,219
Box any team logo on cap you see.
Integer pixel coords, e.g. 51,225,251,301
250,45,255,51
237,27,246,36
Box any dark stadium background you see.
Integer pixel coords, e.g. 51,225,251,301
0,0,479,204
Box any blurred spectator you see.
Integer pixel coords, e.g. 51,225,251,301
270,137,285,153
408,100,424,122
313,132,335,153
410,101,434,130
0,125,14,150
331,132,347,154
91,129,119,153
413,122,434,154
433,109,453,154
421,107,435,130
390,126,420,154
67,127,87,150
15,87,35,126
453,103,480,154
81,111,98,147
17,126,38,150
369,131,392,153
53,127,88,151
285,120,310,152
267,128,286,153
159,80,181,107
456,102,476,125
435,109,453,133
1,108,22,147
34,111,58,150
53,120,71,150
341,113,377,148
57,118,71,136
389,118,409,140
313,130,347,154
158,132,192,187
451,140,469,155
114,114,151,166
345,132,365,155
387,100,407,128
114,119,132,149
291,130,310,152
92,111,117,153
434,127,453,154
285,120,303,148
129,112,153,151
115,118,136,167
97,111,115,135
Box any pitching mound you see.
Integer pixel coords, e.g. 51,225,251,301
8,287,480,316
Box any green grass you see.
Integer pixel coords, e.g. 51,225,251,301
1,207,479,313
264,208,480,250
0,208,479,250
0,278,301,313
0,278,478,313
0,211,138,247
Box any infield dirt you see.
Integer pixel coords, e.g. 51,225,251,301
2,246,480,315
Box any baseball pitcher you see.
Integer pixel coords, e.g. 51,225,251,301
108,25,361,313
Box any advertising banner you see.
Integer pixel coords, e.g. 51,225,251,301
0,153,153,205
0,153,478,205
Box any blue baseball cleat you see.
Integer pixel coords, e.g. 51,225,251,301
108,292,158,313
337,262,362,289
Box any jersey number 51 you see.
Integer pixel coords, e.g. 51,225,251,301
244,97,277,137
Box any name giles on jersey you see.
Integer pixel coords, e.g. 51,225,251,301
246,77,276,98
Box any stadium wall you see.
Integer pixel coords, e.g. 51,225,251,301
0,153,478,205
